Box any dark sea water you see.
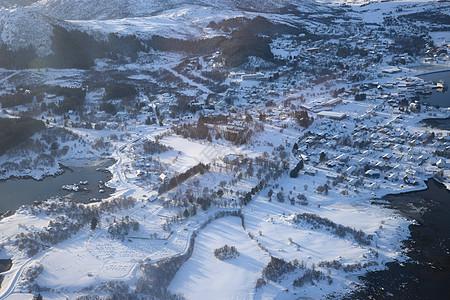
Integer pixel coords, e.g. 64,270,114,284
418,70,450,108
346,179,450,299
0,159,115,215
420,116,450,131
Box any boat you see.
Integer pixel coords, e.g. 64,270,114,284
436,80,445,88
62,184,80,192
421,88,432,95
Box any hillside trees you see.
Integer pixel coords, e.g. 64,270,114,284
220,30,273,67
0,117,45,156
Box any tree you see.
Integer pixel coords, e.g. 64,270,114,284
50,141,59,150
295,110,312,128
290,168,299,178
100,102,117,115
276,192,285,202
290,160,304,178
145,116,155,125
183,209,190,219
90,217,98,230
319,151,327,162
354,93,367,101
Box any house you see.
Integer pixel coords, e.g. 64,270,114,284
367,182,380,190
387,173,398,181
303,169,317,176
317,111,347,120
335,153,349,162
229,72,246,79
436,158,446,168
241,73,266,81
374,161,386,169
159,173,167,182
326,173,339,180
346,165,357,175
365,169,380,178
382,153,392,160
382,67,402,74
348,178,358,186
324,98,343,107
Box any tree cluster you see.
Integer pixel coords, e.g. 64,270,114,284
158,163,210,194
0,92,34,108
95,281,130,294
293,213,372,245
103,83,138,101
147,35,226,54
294,110,313,128
14,197,137,257
214,245,239,260
0,117,45,156
262,256,299,282
317,260,378,272
107,216,140,240
22,263,44,286
142,140,172,154
289,160,304,178
14,208,99,256
220,30,273,67
293,268,332,287
354,93,367,101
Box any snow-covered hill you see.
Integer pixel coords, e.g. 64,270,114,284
0,0,39,8
0,0,447,61
30,0,321,20
0,7,54,56
0,0,328,55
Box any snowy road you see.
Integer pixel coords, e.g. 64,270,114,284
0,253,47,300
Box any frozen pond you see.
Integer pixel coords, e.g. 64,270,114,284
0,159,115,215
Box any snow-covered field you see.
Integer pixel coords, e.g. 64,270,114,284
169,216,270,299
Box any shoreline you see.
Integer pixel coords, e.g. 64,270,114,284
419,116,450,131
0,157,116,182
0,158,116,218
346,178,450,299
416,67,450,76
0,163,68,183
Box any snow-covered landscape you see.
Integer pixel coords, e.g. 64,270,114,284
0,0,449,299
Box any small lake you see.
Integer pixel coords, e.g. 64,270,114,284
418,70,450,108
0,159,115,215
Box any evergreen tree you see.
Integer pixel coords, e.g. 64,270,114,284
90,217,98,230
319,152,327,162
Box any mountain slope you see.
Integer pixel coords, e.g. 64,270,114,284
32,0,323,20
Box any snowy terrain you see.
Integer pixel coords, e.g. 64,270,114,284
0,0,449,299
